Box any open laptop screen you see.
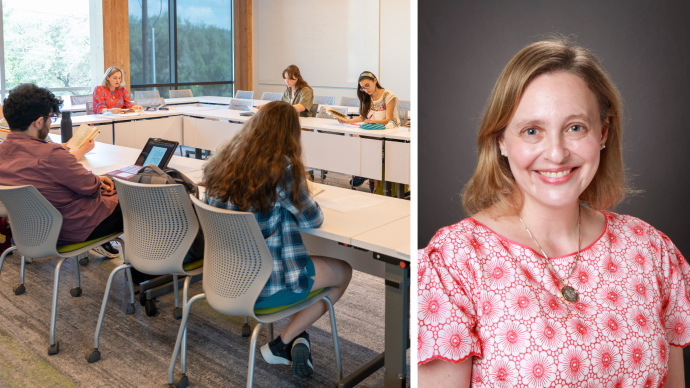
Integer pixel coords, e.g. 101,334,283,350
134,138,178,168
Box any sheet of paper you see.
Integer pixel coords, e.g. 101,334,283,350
318,195,386,213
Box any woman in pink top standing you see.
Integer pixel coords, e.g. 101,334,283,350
418,38,689,387
92,66,142,114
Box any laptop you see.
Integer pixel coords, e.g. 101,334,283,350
106,138,179,179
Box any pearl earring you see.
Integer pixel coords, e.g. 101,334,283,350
602,145,606,150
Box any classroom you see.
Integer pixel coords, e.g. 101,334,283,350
0,0,411,387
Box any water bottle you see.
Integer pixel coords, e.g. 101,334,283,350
61,111,73,143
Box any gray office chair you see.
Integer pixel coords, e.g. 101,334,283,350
0,185,124,355
229,98,253,111
87,179,203,363
260,92,282,101
308,103,320,118
70,94,93,105
234,90,254,99
340,96,360,107
167,195,342,387
135,90,161,100
86,102,94,115
135,97,166,108
397,100,411,123
313,96,335,106
169,89,193,98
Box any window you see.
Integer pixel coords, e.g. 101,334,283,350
1,0,92,98
128,0,233,98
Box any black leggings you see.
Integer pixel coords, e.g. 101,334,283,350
86,204,124,241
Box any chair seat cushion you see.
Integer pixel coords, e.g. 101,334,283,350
254,288,324,315
56,232,121,253
182,259,203,271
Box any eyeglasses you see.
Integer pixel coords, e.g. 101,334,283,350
42,114,59,123
359,83,373,91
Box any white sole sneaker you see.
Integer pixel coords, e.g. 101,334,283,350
291,338,314,377
260,343,290,366
91,246,119,259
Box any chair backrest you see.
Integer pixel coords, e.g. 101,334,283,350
316,105,347,119
228,98,253,111
135,97,166,108
313,95,335,106
190,195,273,317
309,103,319,118
397,99,410,120
113,179,199,275
135,90,161,100
234,90,254,100
340,96,360,108
70,94,93,105
169,89,193,98
86,102,94,115
260,92,282,101
0,185,62,258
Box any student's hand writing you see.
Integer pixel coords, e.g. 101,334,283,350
336,118,349,124
364,119,376,124
99,176,114,192
109,108,122,114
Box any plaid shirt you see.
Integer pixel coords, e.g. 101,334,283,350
206,169,323,302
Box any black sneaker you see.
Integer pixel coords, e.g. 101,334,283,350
260,336,291,366
291,332,314,377
102,242,119,255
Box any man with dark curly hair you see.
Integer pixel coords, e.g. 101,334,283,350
0,84,122,257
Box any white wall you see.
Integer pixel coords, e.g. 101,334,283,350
252,0,410,105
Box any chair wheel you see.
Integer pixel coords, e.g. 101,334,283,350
70,287,82,297
14,284,25,295
145,299,157,316
172,374,188,388
79,257,89,266
48,342,59,355
173,307,183,320
125,303,136,315
242,323,251,337
85,349,101,363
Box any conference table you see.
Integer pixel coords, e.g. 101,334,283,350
52,107,411,197
64,138,410,388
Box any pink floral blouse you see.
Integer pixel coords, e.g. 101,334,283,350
92,85,133,114
418,211,690,387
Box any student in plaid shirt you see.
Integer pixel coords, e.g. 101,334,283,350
202,101,352,378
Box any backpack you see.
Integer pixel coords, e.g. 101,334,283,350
127,164,199,198
0,217,11,253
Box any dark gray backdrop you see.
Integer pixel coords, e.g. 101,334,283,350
419,1,690,259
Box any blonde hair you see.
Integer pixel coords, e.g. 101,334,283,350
101,66,126,89
462,37,631,216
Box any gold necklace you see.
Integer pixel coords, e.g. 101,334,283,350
518,206,581,303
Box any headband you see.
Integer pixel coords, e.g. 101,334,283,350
359,72,376,78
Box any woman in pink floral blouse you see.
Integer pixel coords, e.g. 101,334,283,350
418,38,689,387
92,66,141,114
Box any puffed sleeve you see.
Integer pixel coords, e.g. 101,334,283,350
418,227,482,365
121,87,134,109
92,86,107,114
652,229,690,346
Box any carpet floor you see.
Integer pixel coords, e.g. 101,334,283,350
0,249,409,387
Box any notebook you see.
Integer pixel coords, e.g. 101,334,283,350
105,138,179,179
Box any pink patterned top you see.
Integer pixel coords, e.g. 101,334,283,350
92,85,133,114
418,211,690,388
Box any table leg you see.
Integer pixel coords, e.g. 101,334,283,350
195,148,203,159
383,260,410,387
384,181,392,196
396,183,405,199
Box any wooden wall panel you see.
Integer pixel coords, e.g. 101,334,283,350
234,0,253,92
102,0,131,87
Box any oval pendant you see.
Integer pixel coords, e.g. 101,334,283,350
561,286,579,303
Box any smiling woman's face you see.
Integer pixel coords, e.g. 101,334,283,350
499,71,608,210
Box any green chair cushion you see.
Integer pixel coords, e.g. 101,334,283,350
56,232,122,254
254,288,325,315
182,259,204,271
